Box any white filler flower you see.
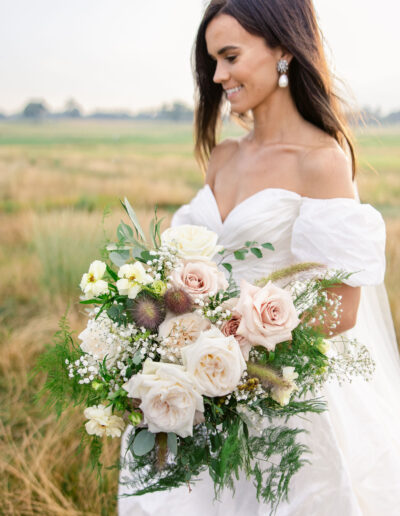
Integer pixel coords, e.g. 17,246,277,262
84,404,125,438
161,224,223,260
123,359,204,438
116,262,153,299
80,260,109,298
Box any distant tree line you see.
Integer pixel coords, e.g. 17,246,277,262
1,99,400,125
2,99,195,122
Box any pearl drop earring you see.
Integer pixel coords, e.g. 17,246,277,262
277,59,289,88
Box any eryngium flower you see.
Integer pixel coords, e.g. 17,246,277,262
164,287,193,314
127,293,166,330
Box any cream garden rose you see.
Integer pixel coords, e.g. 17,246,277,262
116,262,153,299
161,224,223,260
170,259,228,297
158,312,211,348
181,327,246,397
84,404,125,438
80,260,109,299
123,359,204,438
236,280,300,351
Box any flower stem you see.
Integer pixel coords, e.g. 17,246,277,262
156,432,168,471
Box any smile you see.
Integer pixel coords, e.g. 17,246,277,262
225,85,243,100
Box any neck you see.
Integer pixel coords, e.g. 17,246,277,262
249,88,304,145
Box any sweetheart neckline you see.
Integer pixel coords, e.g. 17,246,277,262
202,184,358,225
203,184,301,225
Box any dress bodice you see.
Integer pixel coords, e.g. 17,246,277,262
171,184,386,287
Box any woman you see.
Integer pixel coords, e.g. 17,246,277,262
119,1,400,514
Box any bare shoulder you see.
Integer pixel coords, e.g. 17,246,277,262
299,140,355,199
205,138,239,187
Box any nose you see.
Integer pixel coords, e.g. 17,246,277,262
213,61,229,84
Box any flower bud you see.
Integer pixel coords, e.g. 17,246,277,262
129,411,143,426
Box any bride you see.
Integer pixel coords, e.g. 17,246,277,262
119,0,400,514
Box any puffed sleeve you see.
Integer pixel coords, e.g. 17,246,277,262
171,204,193,227
291,198,386,287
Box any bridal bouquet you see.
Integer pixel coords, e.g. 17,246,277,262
37,199,374,514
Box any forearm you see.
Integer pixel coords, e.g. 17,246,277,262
307,284,361,338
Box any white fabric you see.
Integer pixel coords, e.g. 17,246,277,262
118,185,400,516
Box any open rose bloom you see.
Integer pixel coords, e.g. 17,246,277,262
235,279,300,351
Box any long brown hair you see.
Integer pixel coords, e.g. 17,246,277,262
193,0,356,178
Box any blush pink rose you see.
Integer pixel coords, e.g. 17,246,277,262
221,313,252,361
170,259,228,297
235,279,300,351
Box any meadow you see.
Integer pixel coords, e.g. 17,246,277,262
0,119,399,515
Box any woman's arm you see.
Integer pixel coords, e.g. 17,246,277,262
323,284,361,336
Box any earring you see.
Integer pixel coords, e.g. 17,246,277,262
277,59,289,88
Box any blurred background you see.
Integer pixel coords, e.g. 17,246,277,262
1,1,399,514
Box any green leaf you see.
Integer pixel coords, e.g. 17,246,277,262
140,250,152,263
234,250,248,261
222,263,232,273
250,247,263,259
109,250,130,267
167,432,178,455
132,429,156,456
261,242,275,251
106,264,118,281
121,198,147,243
245,240,256,247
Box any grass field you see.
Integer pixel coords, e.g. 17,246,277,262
0,120,399,515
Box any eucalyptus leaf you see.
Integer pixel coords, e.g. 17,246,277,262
132,351,143,365
132,429,156,456
109,250,130,267
121,197,147,243
119,220,135,242
167,432,178,455
250,247,263,258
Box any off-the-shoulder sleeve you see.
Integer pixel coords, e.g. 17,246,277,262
171,204,192,227
291,198,386,287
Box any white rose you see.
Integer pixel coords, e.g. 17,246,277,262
270,366,298,406
158,312,211,349
80,260,109,299
116,262,153,299
181,327,246,397
123,359,204,438
161,224,223,260
84,404,125,438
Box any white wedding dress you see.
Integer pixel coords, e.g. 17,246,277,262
119,185,400,516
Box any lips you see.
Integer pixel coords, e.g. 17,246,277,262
224,85,243,100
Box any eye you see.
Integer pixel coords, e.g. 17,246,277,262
226,56,237,63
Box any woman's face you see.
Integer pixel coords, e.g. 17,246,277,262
205,14,285,114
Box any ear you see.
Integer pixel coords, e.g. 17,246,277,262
280,49,293,65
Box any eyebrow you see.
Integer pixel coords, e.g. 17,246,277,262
208,45,239,59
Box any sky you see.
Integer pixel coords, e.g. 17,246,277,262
0,0,399,115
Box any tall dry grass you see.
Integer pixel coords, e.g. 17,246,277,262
0,120,399,515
